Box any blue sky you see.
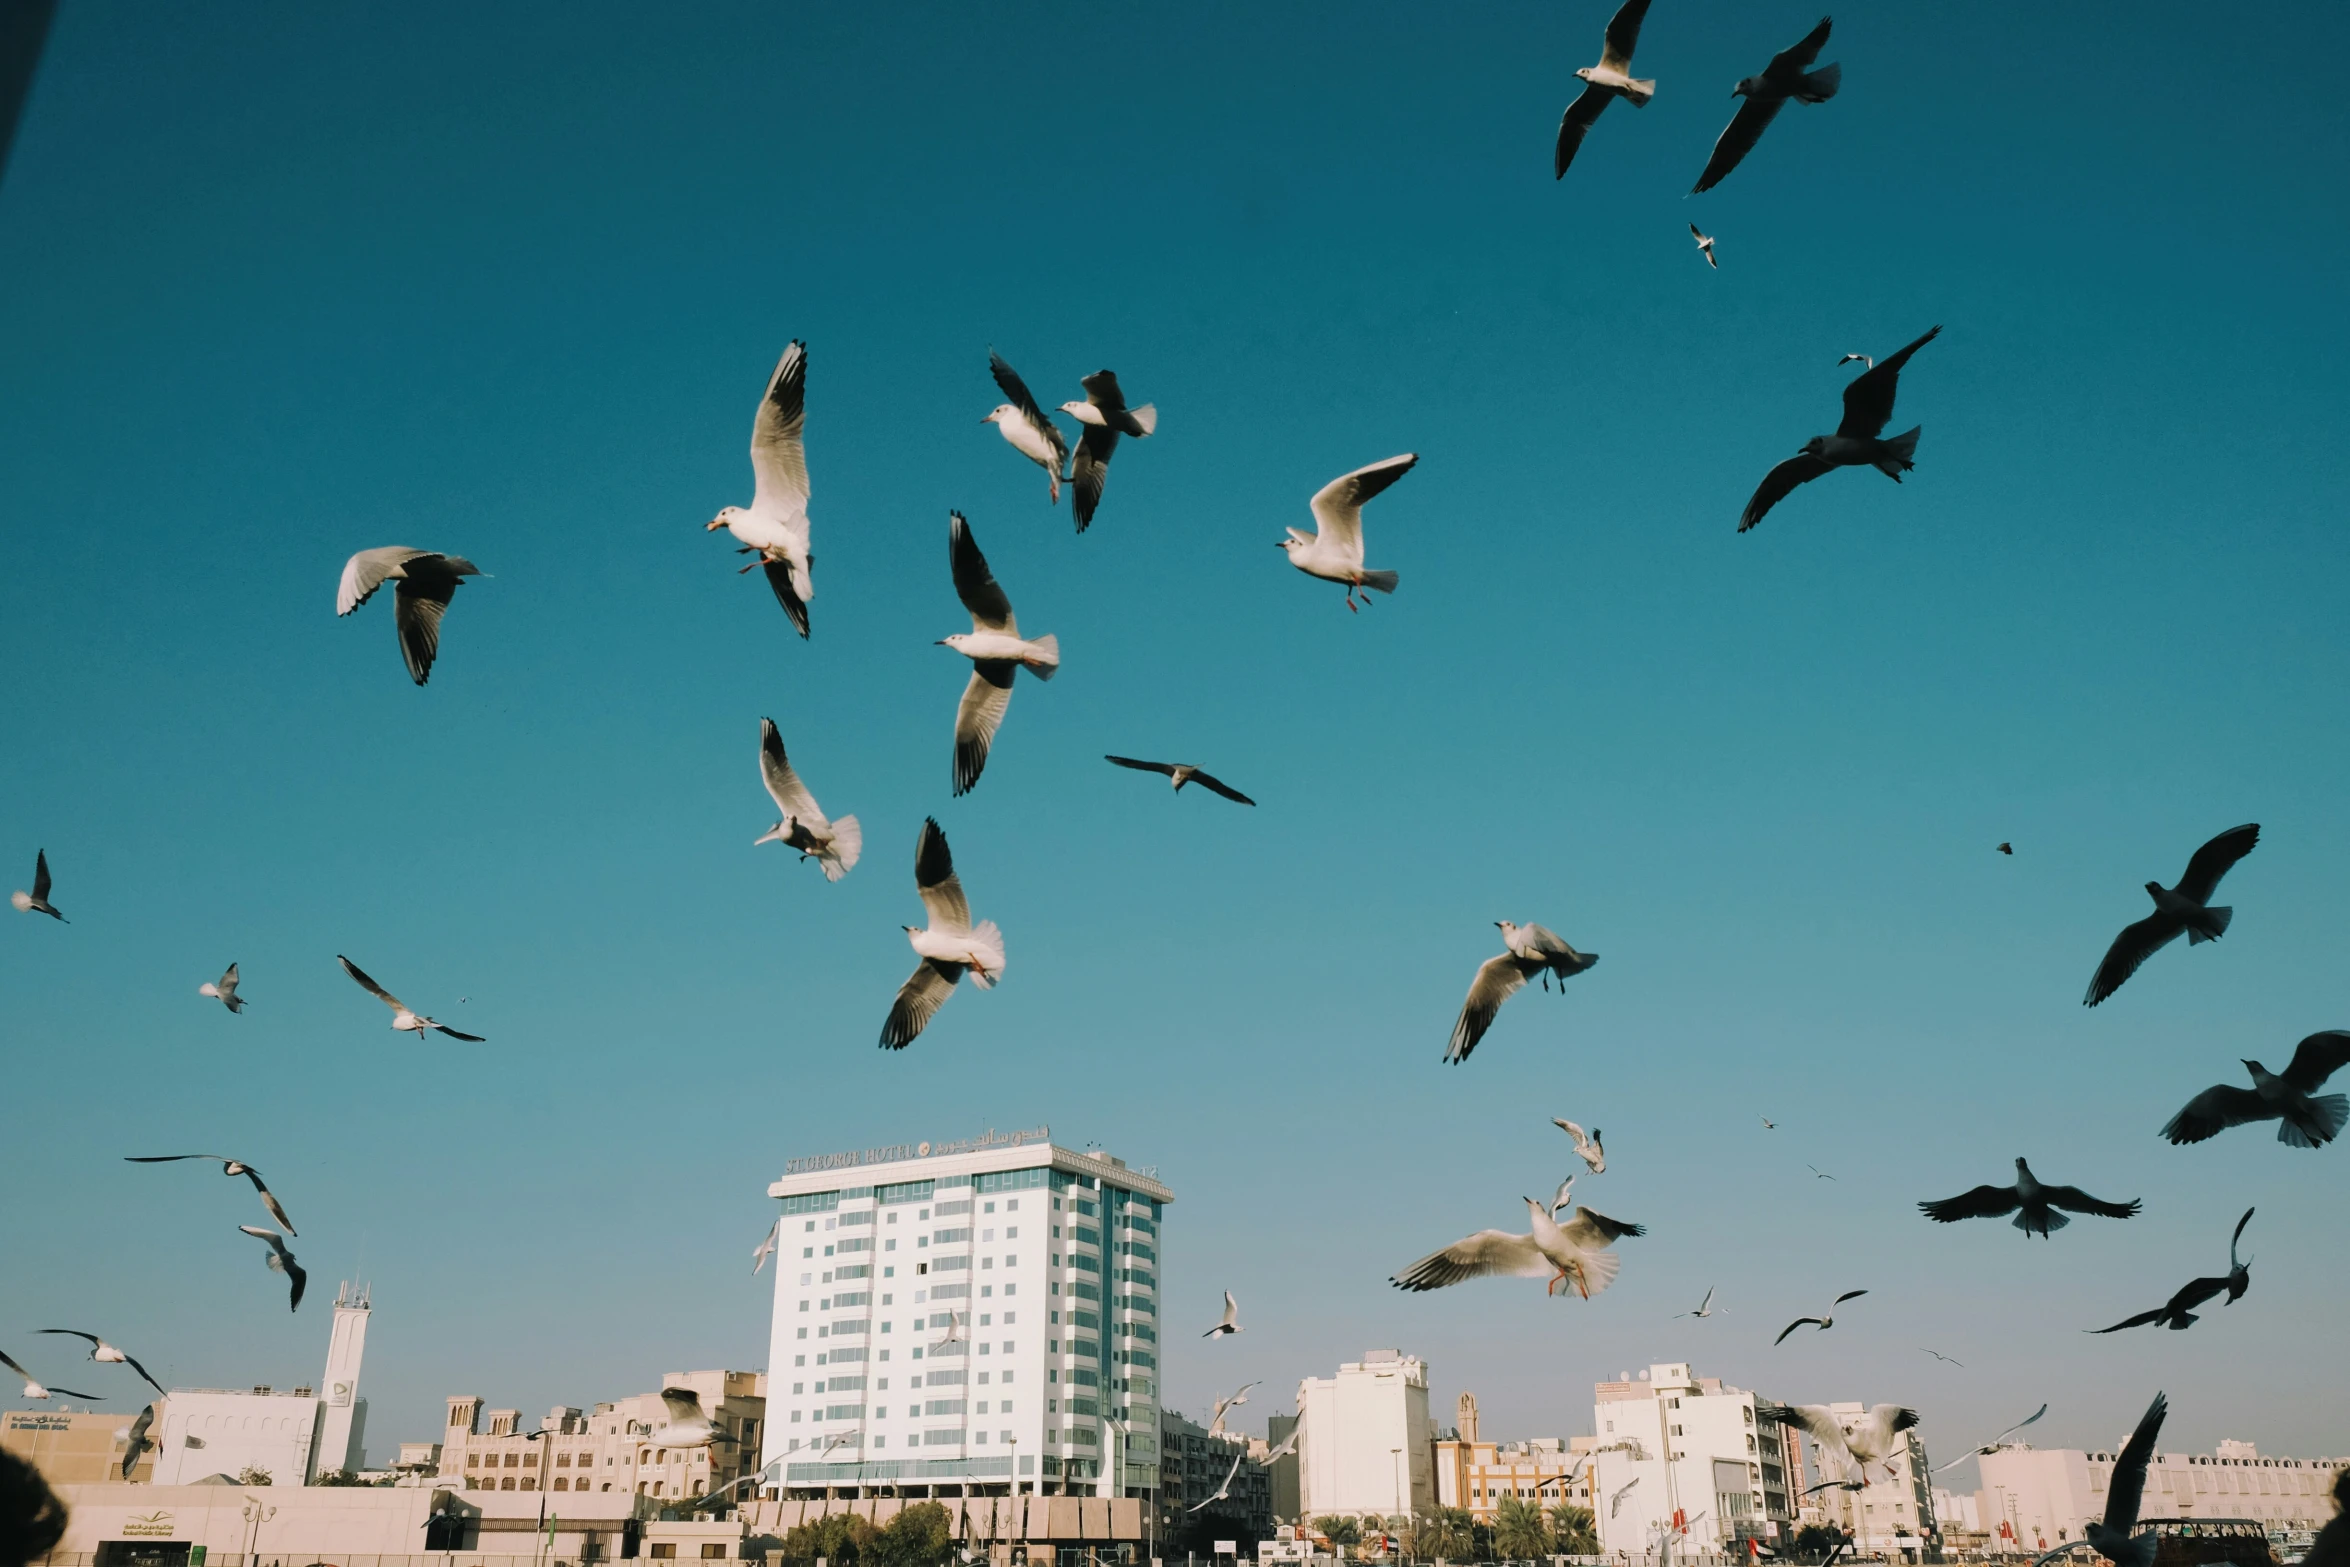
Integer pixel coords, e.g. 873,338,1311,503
2,0,2347,1478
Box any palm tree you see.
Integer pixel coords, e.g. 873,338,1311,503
1547,1503,1599,1556
1494,1496,1552,1559
1410,1507,1479,1562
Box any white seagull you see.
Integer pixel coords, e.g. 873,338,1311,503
1931,1405,2047,1474
1058,369,1156,532
1190,1451,1246,1513
1763,1402,1918,1486
2085,823,2260,1007
1690,223,1717,268
239,1225,307,1312
1555,0,1656,178
1675,1286,1721,1319
34,1331,166,1396
650,1386,727,1449
2163,1031,2350,1148
1608,1478,1641,1519
1548,1173,1577,1219
1446,921,1600,1063
754,718,861,881
337,956,486,1042
336,548,482,685
1775,1288,1867,1344
1208,1381,1259,1438
752,1218,780,1276
197,963,245,1013
1740,326,1942,532
1282,454,1416,611
2026,1396,2163,1567
707,340,816,638
1391,1195,1645,1300
1104,755,1255,806
1203,1291,1242,1338
120,1404,156,1478
0,1348,102,1403
1691,18,1840,194
1554,1118,1607,1173
123,1154,297,1233
880,817,1004,1049
12,848,65,921
983,351,1069,505
939,511,1059,796
1836,354,1874,369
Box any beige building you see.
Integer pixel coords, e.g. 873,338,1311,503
1433,1433,1595,1524
437,1370,766,1505
1295,1351,1435,1522
2,1409,156,1486
1588,1363,1806,1556
1977,1437,2348,1552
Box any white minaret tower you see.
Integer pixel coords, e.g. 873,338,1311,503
311,1281,372,1479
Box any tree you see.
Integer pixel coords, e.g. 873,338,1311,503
313,1468,369,1487
867,1502,954,1567
235,1466,273,1487
1493,1496,1552,1560
1547,1504,1599,1556
1791,1526,1842,1563
1316,1518,1363,1548
780,1512,876,1566
1408,1508,1477,1561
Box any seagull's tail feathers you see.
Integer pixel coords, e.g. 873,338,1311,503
1357,570,1399,595
1798,63,1841,102
2186,904,2231,944
964,921,1006,990
1128,403,1158,436
1875,427,1921,479
1622,78,1656,106
1562,1247,1621,1300
821,816,863,882
2016,1206,2069,1236
2166,1311,2199,1330
2280,1095,2346,1148
1021,634,1060,681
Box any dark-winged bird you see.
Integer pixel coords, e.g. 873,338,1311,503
121,1403,156,1478
1920,1158,2139,1238
2091,1208,2253,1333
2161,1030,2350,1148
1555,0,1656,178
1058,371,1156,533
706,340,816,637
2084,824,2259,1006
124,1153,298,1234
338,955,486,1042
982,352,1069,505
2034,1393,2165,1567
1775,1288,1867,1344
1692,18,1840,193
239,1226,307,1312
881,818,1004,1049
1446,922,1599,1063
34,1331,166,1397
336,548,483,685
11,847,64,920
1104,756,1255,805
939,512,1059,795
1740,326,1941,531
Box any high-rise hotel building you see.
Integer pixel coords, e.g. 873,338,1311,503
760,1129,1173,1503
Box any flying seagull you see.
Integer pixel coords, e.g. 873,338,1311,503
2091,1208,2254,1333
1446,921,1600,1063
1997,842,2013,855
1836,353,1874,369
939,511,1059,796
1283,454,1416,611
1675,1286,1720,1319
1920,1158,2140,1238
1922,1348,1965,1367
1741,326,1941,531
123,1154,297,1234
11,848,64,921
2086,823,2261,1006
1203,1291,1242,1338
1104,755,1256,806
239,1225,307,1312
1760,1116,1776,1130
1059,370,1156,532
1391,1194,1644,1300
1764,1402,1918,1487
121,1403,156,1479
2162,1031,2350,1148
1609,1478,1641,1519
2026,1395,2165,1567
754,718,861,881
983,351,1069,505
1208,1380,1259,1438
1555,0,1656,178
35,1331,165,1397
1775,1289,1867,1345
1554,1118,1607,1173
1261,1424,1304,1464
1689,223,1716,268
931,1310,968,1351
651,1386,728,1448
338,956,485,1041
880,818,1004,1049
1190,1450,1245,1514
197,963,245,1013
1691,18,1839,193
707,339,816,638
752,1218,780,1276
1931,1405,2048,1474
0,1349,102,1403
1808,1164,1836,1180
336,548,482,685
1548,1173,1577,1219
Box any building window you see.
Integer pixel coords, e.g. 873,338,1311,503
703,1548,729,1559
650,1546,677,1559
502,1477,516,1491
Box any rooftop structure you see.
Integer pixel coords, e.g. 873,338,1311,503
1295,1351,1434,1522
435,1369,766,1504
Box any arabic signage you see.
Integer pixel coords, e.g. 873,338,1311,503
784,1126,1050,1176
122,1512,176,1538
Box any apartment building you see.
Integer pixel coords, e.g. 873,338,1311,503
435,1370,767,1504
1978,1437,2348,1551
1295,1351,1434,1521
1587,1363,1803,1556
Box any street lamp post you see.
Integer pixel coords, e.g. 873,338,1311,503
242,1496,277,1567
1390,1450,1403,1559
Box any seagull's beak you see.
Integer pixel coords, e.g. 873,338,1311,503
933,639,949,646
980,413,996,424
705,518,729,531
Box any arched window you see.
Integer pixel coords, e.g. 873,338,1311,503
554,1478,569,1491
502,1476,516,1491
522,1478,536,1491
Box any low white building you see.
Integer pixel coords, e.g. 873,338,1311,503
1587,1363,1802,1557
1296,1351,1434,1521
1978,1437,2348,1552
148,1281,372,1485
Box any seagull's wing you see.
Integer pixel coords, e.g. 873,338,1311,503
124,1154,232,1165
758,719,822,824
1772,16,1833,70
337,547,425,615
1739,452,1833,532
1933,1406,2046,1472
2044,1185,2140,1219
1079,369,1126,414
46,1387,106,1401
989,351,1067,469
1308,454,1417,556
1691,95,1786,193
1920,1184,2021,1222
119,1353,167,1397
337,956,407,1012
1446,953,1540,1064
1390,1227,1551,1290
1837,325,1941,439
1069,423,1118,533
748,341,810,516
392,556,479,687
660,1387,706,1422
882,960,961,1050
32,848,52,901
2230,1206,2255,1267
2160,1083,2269,1145
35,1330,101,1349
2282,1030,2350,1092
1559,1207,1646,1247
913,817,973,933
1765,1404,1845,1451
1185,770,1256,806
761,560,810,639
431,1022,488,1042
2175,823,2259,903
952,664,1017,798
2084,913,2184,1007
240,1169,296,1235
2104,1393,2167,1533
0,1349,28,1380
1555,1118,1589,1142
1106,755,1179,778
1832,1289,1869,1306
1598,0,1651,71
948,511,1016,632
239,1224,291,1258
1554,82,1614,178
